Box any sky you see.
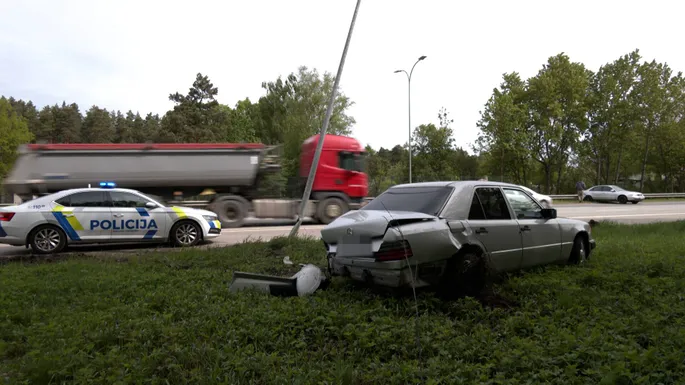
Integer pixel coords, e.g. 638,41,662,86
1,0,684,153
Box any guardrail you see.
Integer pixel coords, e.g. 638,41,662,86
549,192,685,200
361,193,685,202
1,192,684,208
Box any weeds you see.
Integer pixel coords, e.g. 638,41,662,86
1,222,685,384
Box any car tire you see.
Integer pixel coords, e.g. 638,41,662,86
584,195,593,202
28,224,67,255
567,235,588,265
170,220,202,247
617,195,628,204
316,197,348,225
439,250,487,299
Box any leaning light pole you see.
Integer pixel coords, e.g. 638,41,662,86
288,0,362,238
394,55,426,184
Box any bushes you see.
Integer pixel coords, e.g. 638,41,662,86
1,223,684,384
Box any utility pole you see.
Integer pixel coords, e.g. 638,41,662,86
394,55,426,184
288,0,362,238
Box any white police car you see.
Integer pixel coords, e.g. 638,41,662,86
0,182,222,254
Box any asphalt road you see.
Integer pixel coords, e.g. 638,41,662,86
1,201,683,258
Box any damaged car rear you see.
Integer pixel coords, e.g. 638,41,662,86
321,181,596,295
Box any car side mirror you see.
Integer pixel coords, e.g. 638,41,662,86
541,208,557,219
145,202,158,209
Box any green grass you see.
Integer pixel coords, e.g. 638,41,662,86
2,222,685,384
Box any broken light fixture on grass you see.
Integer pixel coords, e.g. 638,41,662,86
229,264,329,297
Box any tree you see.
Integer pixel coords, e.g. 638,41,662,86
51,102,82,143
585,50,641,185
0,97,34,179
256,66,356,177
475,72,531,184
228,98,259,142
631,60,680,191
526,53,591,193
81,106,115,143
114,111,134,143
7,98,39,136
161,73,226,143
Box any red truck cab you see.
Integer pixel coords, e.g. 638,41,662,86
299,134,369,222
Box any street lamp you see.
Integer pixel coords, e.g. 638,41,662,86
394,55,426,184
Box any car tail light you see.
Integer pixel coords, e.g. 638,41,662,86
374,240,412,262
0,212,15,221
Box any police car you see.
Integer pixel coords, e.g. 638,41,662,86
0,182,222,254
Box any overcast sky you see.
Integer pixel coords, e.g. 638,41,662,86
1,0,683,153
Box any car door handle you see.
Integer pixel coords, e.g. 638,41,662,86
520,225,531,232
113,214,124,218
475,227,488,234
63,213,74,218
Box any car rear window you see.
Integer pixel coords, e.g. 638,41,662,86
361,186,453,216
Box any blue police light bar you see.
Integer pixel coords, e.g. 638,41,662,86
99,181,117,188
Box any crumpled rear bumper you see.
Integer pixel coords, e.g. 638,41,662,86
328,255,429,288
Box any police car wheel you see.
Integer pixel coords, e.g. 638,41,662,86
171,220,201,247
29,225,67,255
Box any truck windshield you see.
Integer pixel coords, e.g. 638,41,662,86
361,186,453,216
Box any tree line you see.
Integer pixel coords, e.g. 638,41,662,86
2,49,684,200
475,49,685,194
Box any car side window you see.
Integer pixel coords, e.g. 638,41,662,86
110,191,152,208
473,187,511,220
55,191,107,207
467,192,486,220
502,188,542,219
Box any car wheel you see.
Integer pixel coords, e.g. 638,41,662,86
170,220,202,247
568,235,588,265
617,195,628,204
316,197,348,225
439,250,487,298
583,195,593,202
29,225,67,255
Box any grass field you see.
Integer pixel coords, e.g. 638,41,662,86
2,222,685,384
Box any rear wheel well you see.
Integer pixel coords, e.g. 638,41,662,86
25,223,64,246
439,244,489,298
169,218,204,241
453,244,484,259
576,231,589,252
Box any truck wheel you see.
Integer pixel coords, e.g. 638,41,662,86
316,197,348,225
28,224,67,255
213,197,248,228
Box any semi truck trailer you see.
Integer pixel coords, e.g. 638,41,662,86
2,134,369,228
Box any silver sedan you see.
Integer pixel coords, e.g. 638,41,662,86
582,185,645,204
321,181,596,295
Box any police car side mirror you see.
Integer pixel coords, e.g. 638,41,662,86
145,202,158,209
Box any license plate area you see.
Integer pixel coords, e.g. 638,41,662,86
336,234,374,258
